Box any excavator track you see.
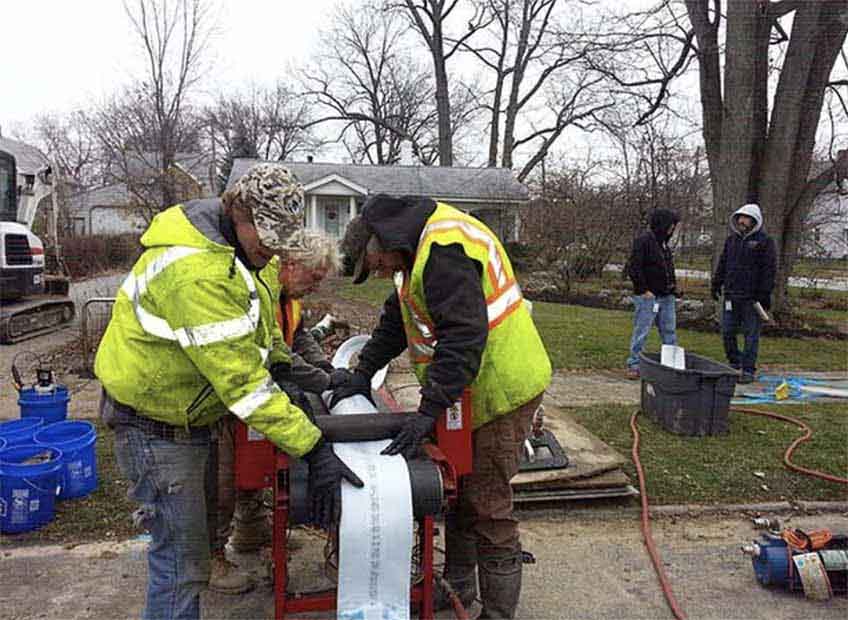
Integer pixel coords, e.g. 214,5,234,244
0,296,75,344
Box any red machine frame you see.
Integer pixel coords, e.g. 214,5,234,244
234,389,473,620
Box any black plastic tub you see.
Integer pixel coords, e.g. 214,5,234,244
639,351,739,436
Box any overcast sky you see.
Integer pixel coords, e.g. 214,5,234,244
1,0,344,131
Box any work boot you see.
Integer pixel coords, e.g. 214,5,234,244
434,519,478,611
478,549,523,619
230,516,271,553
208,551,254,595
230,493,271,553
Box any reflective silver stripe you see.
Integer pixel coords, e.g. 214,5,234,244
422,219,508,289
230,377,277,420
395,271,435,340
233,256,261,328
411,342,435,359
121,246,203,300
487,281,523,324
175,314,257,348
122,245,260,345
120,246,205,341
259,347,270,364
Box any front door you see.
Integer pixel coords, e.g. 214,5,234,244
318,196,350,238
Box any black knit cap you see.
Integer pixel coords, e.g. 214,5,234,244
341,215,379,284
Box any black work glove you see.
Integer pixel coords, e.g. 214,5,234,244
302,438,364,529
380,411,439,460
757,294,772,311
328,368,374,409
276,379,315,422
710,283,721,302
315,360,335,374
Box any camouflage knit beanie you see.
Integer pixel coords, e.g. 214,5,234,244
225,163,305,252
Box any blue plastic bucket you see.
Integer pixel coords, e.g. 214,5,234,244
0,417,44,446
34,421,97,500
0,445,63,534
18,386,70,425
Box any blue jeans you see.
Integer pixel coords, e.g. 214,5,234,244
113,424,213,620
627,294,677,369
722,299,762,375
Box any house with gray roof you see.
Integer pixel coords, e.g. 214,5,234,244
227,159,529,242
67,152,215,236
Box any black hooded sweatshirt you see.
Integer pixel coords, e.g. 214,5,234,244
627,209,680,296
354,195,489,419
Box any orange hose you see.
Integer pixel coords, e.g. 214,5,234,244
630,411,688,620
731,406,848,485
436,576,471,620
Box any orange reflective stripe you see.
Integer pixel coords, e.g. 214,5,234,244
485,277,517,304
488,297,523,330
419,219,508,292
284,301,298,347
276,299,298,347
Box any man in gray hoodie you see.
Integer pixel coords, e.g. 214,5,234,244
711,203,777,383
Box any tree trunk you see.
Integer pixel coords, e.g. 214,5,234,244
684,0,723,270
433,58,453,166
500,4,531,169
758,2,846,314
711,1,763,268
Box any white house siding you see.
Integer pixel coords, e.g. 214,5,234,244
89,207,146,235
803,190,848,259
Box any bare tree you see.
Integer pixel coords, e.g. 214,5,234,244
87,0,214,216
33,112,102,188
86,81,205,223
303,4,443,165
462,0,613,179
613,0,848,313
31,111,106,238
397,0,493,165
207,83,322,190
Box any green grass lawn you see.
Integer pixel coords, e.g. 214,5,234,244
570,402,848,505
339,278,847,372
532,301,847,371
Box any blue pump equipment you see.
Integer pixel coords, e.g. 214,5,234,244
743,527,848,599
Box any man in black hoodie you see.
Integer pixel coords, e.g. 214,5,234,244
626,209,681,379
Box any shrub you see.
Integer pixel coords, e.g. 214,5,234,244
58,233,142,279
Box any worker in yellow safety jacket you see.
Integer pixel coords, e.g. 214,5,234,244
95,163,362,620
209,235,341,594
336,194,551,620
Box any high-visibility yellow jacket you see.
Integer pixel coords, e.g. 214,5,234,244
94,199,320,457
399,203,551,428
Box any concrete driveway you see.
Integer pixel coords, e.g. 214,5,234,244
3,511,846,619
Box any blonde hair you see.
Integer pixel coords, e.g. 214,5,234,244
283,229,341,273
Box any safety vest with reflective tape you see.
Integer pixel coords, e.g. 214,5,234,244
275,298,302,347
399,203,551,428
94,204,320,457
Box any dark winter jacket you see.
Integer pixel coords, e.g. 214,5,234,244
353,194,489,419
712,203,777,308
627,209,680,296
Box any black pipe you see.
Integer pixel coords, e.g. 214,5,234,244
312,413,419,443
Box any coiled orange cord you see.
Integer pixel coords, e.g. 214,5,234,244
731,406,848,486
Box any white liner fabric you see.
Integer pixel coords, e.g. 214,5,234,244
329,343,412,620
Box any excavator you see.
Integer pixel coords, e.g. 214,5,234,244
0,138,75,343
